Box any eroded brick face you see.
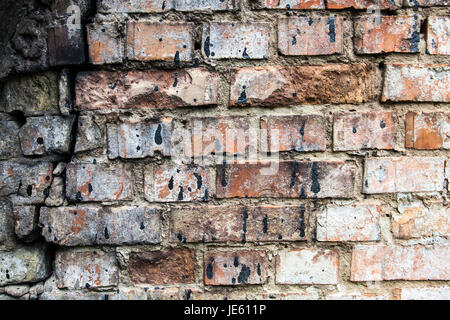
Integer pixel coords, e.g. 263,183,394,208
427,16,450,55
327,0,400,9
405,112,450,149
204,250,268,285
87,23,124,64
256,0,325,9
98,0,236,12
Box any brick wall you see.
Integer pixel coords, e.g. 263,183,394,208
0,0,449,300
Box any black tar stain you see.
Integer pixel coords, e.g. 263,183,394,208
155,124,163,145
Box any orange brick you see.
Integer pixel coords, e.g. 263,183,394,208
354,16,420,54
278,16,343,56
427,16,450,55
87,23,123,64
405,112,449,149
351,245,450,281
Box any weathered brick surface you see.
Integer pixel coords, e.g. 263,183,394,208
54,249,118,289
317,203,381,241
205,250,268,285
98,0,236,12
363,157,445,194
170,205,308,243
260,115,326,152
126,22,193,62
255,0,325,9
382,64,450,102
0,244,50,286
326,291,389,300
66,163,134,202
276,249,339,284
354,16,420,54
48,26,86,66
216,161,355,198
427,16,450,55
0,200,14,247
404,0,449,7
145,164,210,202
75,69,219,111
87,23,123,64
19,116,75,155
327,0,400,9
278,16,343,56
74,115,104,153
393,287,450,300
129,249,195,285
351,245,450,281
13,206,39,242
393,201,449,239
0,120,21,159
202,22,270,59
333,111,397,151
107,119,172,159
229,64,376,106
40,206,161,246
405,112,450,149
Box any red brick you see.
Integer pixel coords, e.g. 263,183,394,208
351,245,450,281
404,0,449,7
393,200,449,239
204,250,268,285
276,249,339,284
202,22,270,59
354,16,420,54
405,112,449,149
278,16,343,56
316,203,381,241
216,161,355,199
66,163,134,202
427,17,450,55
327,0,400,9
126,22,193,62
169,205,308,243
260,115,326,152
87,23,123,64
333,111,397,151
382,64,450,102
145,164,210,202
54,249,118,289
229,64,377,106
129,249,195,285
363,157,445,194
75,69,219,111
255,0,325,9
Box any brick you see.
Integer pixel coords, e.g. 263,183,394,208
204,250,268,285
65,163,134,202
393,287,450,300
317,203,381,241
54,249,118,289
0,120,21,159
170,205,309,243
48,25,85,66
363,157,445,194
404,0,449,7
261,115,326,153
0,244,50,286
333,111,397,151
327,0,400,9
216,161,355,198
98,0,236,12
40,206,161,246
3,72,59,116
278,16,343,56
188,116,251,157
13,206,39,242
406,111,449,150
58,69,72,115
255,0,325,9
276,249,339,284
258,288,321,300
0,200,14,247
382,64,450,102
354,16,420,54
447,160,450,192
19,116,75,155
393,201,449,239
45,176,65,207
87,23,123,64
351,244,450,281
40,290,108,300
229,64,376,106
126,22,193,62
107,119,172,159
145,164,210,202
326,291,389,300
129,249,195,285
51,0,94,21
427,16,450,55
75,69,219,110
202,22,269,59
0,161,53,204
74,115,104,153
